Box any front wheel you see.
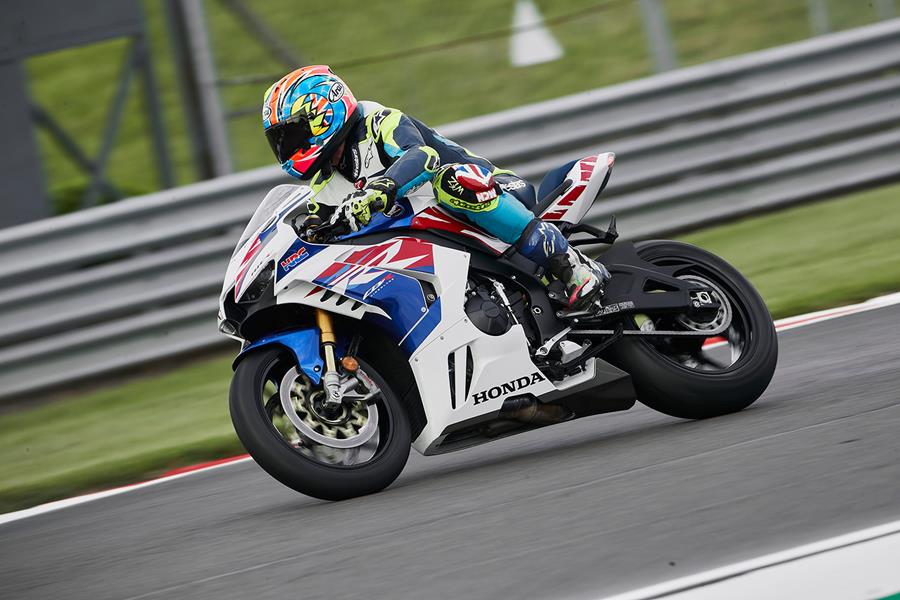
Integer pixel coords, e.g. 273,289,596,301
229,347,411,500
604,240,778,419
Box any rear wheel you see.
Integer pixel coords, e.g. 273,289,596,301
229,347,411,500
604,241,778,419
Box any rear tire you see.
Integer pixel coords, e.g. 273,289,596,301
230,348,411,500
604,241,778,419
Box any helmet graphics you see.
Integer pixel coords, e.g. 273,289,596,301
263,65,359,179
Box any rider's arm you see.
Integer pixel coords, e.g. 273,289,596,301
367,108,440,202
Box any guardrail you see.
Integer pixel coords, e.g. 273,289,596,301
1,20,899,402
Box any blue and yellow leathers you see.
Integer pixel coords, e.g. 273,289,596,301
326,102,571,270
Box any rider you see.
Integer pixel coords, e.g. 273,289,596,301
262,65,610,308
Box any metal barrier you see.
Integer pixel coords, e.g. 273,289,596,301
1,20,899,401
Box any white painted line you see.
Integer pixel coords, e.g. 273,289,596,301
599,518,900,600
0,456,251,527
702,290,900,349
2,291,900,526
773,291,900,332
654,532,900,600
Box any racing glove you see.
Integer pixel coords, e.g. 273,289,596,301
330,177,398,232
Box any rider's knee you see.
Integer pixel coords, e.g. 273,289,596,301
433,163,536,243
433,163,500,213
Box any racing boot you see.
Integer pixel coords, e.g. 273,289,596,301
548,246,611,310
515,220,611,310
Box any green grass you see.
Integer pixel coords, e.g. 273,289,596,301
0,357,240,513
28,0,883,212
1,182,899,513
680,185,900,318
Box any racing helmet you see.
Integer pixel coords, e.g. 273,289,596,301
262,65,360,179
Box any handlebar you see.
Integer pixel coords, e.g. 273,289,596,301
301,194,386,243
306,219,348,243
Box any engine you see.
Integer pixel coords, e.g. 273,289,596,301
465,283,512,336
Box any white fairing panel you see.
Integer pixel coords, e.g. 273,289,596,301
539,152,615,225
410,320,556,454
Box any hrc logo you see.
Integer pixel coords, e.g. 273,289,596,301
280,246,310,272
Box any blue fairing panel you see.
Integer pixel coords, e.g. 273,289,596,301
237,328,324,384
315,264,436,355
275,239,328,282
398,297,441,354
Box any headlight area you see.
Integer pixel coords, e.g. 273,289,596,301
220,261,275,340
240,261,275,304
218,319,241,338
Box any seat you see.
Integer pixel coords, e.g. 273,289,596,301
537,159,577,203
530,159,577,216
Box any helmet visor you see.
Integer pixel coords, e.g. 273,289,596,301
265,112,315,164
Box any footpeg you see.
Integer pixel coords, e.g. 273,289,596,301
536,326,571,357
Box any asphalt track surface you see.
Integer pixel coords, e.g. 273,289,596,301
2,304,899,600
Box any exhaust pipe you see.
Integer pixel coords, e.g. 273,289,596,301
499,397,569,425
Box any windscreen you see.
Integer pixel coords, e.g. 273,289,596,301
233,185,304,255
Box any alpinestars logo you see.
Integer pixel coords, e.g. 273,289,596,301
347,145,361,180
500,179,527,191
470,372,546,405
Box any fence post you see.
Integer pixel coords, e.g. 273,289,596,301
875,0,896,19
807,0,831,35
163,0,233,178
638,0,678,73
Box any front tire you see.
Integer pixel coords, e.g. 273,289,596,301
230,348,411,501
604,241,778,419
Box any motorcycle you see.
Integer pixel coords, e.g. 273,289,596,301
219,152,778,500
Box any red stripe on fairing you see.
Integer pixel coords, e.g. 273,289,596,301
343,245,382,265
411,208,506,254
329,263,365,287
557,184,586,207
542,209,567,220
317,261,346,280
234,237,263,300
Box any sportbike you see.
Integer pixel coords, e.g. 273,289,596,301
219,152,778,500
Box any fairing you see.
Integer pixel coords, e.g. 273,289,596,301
220,152,619,454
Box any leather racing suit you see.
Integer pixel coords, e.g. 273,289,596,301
311,101,608,308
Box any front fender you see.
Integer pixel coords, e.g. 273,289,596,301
233,328,325,385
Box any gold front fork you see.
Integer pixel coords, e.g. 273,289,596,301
315,309,341,404
316,308,338,373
